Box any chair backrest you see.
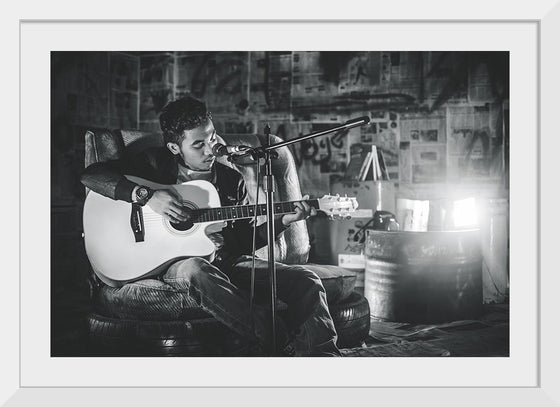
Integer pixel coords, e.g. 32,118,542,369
84,129,310,264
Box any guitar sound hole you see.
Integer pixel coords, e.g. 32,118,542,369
170,220,194,231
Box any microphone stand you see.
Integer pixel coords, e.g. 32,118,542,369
229,116,370,355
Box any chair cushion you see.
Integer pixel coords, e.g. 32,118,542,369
303,264,357,304
95,279,210,321
95,264,356,321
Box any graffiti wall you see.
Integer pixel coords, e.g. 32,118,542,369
137,51,508,197
50,50,508,203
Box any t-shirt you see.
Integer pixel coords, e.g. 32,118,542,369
176,163,225,255
176,163,215,184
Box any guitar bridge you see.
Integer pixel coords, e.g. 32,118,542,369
130,203,145,242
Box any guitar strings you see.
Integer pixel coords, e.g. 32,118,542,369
139,199,322,225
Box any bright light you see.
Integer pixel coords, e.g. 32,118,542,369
452,197,478,229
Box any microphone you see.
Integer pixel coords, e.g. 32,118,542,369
212,143,249,157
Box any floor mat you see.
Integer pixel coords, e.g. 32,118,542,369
341,304,509,357
368,319,494,343
341,341,451,357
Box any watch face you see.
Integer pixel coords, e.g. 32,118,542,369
137,187,149,200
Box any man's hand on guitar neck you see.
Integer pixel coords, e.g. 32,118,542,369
281,195,317,226
147,189,192,224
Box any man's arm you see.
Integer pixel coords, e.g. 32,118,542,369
81,153,190,224
222,177,315,256
80,158,138,202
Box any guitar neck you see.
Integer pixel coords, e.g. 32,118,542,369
190,199,320,223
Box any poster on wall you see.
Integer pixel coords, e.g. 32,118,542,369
410,144,447,183
446,105,503,182
291,51,341,122
400,110,446,144
338,52,381,93
297,122,350,196
250,51,292,118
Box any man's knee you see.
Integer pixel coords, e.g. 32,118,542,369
165,257,214,283
280,266,328,330
288,266,325,296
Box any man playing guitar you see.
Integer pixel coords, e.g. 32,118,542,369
81,95,341,356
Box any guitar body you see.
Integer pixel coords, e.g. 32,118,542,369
83,176,223,287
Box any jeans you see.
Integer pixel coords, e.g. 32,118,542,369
162,256,341,356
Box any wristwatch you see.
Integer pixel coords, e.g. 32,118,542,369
134,186,154,206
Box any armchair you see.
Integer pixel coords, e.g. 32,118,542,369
83,128,370,356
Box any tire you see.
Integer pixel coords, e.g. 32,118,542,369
87,314,246,356
329,291,371,348
87,291,370,355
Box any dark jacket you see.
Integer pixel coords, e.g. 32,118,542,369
80,146,287,265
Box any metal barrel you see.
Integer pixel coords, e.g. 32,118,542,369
364,229,483,323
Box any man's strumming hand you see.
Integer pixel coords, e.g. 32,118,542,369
147,189,192,224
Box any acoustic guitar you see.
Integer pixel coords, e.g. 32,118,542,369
83,175,359,287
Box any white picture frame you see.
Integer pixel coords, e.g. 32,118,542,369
6,0,557,404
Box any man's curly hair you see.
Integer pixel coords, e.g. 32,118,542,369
159,95,212,145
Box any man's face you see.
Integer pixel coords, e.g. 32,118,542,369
167,120,218,171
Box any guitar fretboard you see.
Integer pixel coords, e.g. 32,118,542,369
190,200,320,223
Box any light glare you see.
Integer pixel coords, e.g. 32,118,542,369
453,197,478,228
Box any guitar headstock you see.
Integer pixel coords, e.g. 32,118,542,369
316,194,359,220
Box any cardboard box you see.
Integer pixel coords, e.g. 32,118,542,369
328,217,371,265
